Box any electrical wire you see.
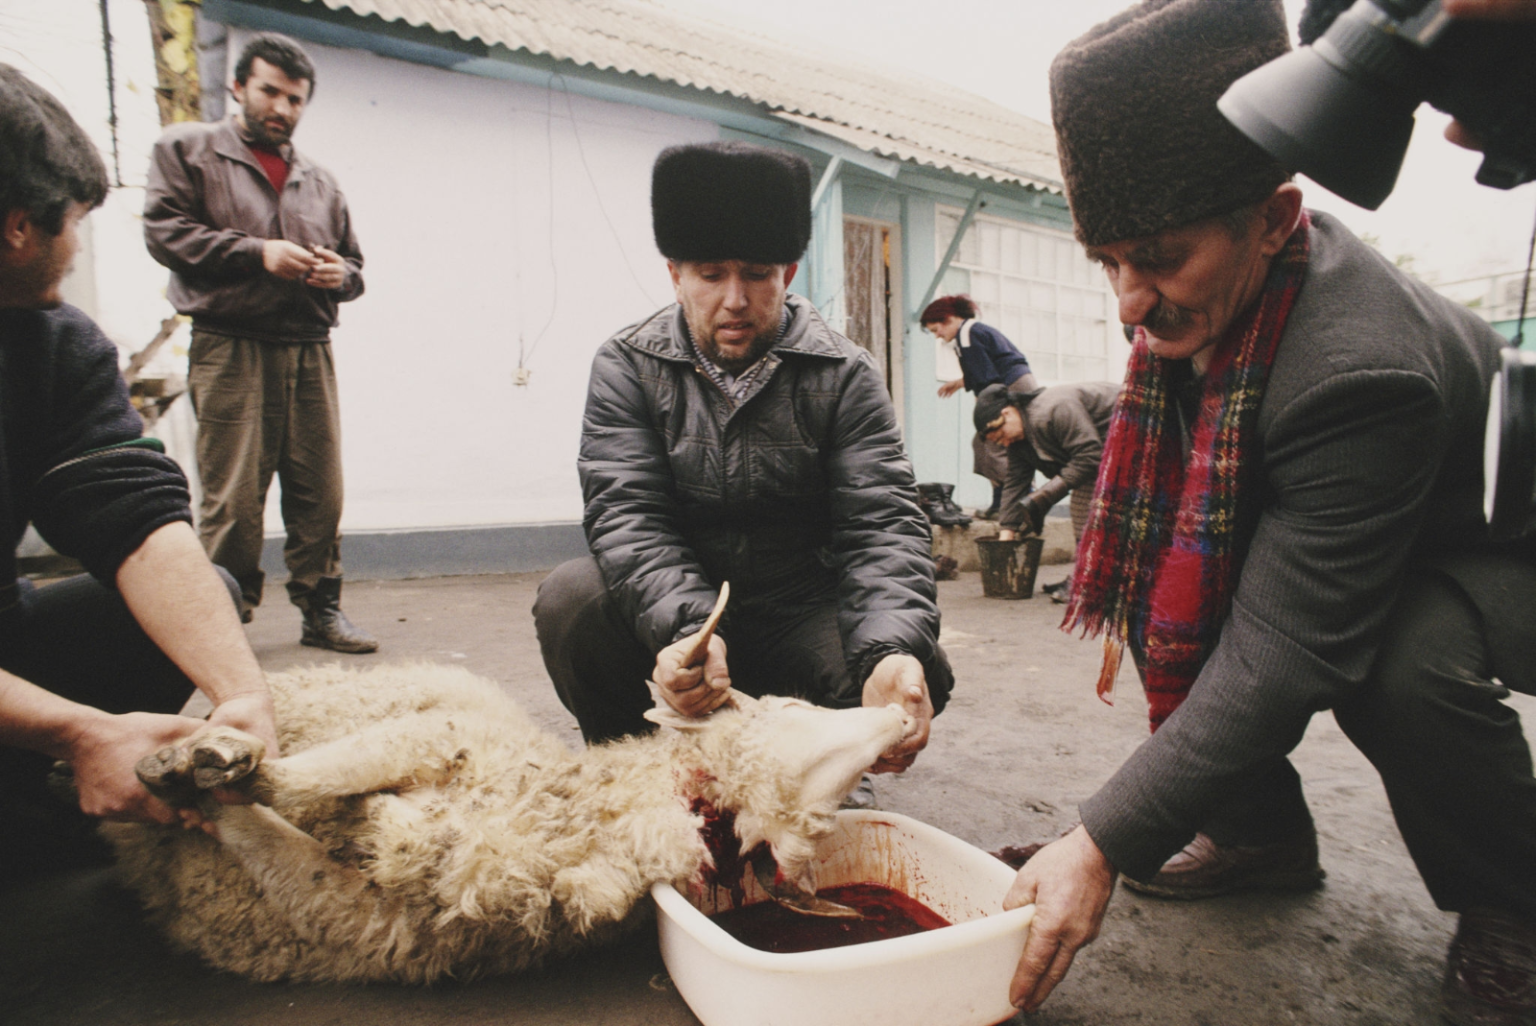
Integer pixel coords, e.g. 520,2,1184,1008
518,78,562,374
554,74,662,310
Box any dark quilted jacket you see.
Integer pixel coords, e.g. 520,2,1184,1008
578,294,940,696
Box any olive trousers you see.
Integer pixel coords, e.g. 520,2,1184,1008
187,330,344,613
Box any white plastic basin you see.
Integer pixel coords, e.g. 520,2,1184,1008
652,810,1034,1026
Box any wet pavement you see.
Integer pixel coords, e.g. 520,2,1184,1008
3,567,1526,1025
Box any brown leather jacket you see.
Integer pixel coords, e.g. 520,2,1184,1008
143,117,363,343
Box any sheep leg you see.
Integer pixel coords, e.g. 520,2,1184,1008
204,802,390,945
245,712,477,805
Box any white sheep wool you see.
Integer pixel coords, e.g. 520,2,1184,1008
102,662,908,983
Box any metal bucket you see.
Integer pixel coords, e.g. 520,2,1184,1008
974,537,1043,599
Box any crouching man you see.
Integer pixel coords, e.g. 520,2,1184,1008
536,142,952,786
0,65,278,877
972,379,1119,602
1003,2,1536,1024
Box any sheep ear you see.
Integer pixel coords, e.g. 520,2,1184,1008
642,683,751,732
643,680,710,732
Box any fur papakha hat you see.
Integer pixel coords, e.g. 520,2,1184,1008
1049,0,1293,247
651,141,812,264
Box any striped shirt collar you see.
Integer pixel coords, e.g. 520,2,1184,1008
686,307,792,403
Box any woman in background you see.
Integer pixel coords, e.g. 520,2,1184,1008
921,294,1039,518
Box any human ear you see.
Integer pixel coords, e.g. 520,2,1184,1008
1,208,31,254
1258,184,1304,257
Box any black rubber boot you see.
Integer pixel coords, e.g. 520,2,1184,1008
297,577,379,654
916,483,972,528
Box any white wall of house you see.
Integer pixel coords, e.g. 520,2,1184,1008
240,31,714,529
5,2,719,539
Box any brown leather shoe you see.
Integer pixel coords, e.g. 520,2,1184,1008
1442,909,1536,1026
1121,831,1326,900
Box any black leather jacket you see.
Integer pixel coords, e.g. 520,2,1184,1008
578,294,940,694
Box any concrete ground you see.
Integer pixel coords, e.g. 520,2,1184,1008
4,566,1527,1026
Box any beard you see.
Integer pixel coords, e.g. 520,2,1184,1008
242,102,294,148
694,324,780,376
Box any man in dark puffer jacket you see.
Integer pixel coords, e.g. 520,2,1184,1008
535,142,951,775
0,65,277,878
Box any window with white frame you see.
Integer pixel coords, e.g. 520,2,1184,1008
935,207,1117,383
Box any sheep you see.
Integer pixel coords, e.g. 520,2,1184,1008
101,661,911,984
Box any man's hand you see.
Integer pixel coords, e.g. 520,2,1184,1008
65,709,217,826
1004,824,1118,1012
938,378,965,398
303,245,349,290
198,691,280,812
862,653,933,773
652,632,732,719
262,239,320,280
997,527,1017,541
1441,0,1535,151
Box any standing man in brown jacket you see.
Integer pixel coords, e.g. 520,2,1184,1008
144,32,376,653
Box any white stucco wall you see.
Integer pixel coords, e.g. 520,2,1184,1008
240,32,713,528
3,3,717,535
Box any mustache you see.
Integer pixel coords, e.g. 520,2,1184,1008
1143,301,1193,335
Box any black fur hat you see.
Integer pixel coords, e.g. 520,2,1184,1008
651,142,812,264
1049,0,1293,247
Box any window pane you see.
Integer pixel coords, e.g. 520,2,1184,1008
1000,307,1025,346
958,223,980,265
980,223,1001,269
941,266,971,297
1038,314,1057,351
1000,227,1020,275
1002,277,1029,308
1019,233,1038,278
1057,239,1078,282
1029,282,1056,312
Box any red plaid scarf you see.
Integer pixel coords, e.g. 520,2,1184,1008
1063,214,1310,730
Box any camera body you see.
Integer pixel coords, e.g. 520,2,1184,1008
1219,0,1536,209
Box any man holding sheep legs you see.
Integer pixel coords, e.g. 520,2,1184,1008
536,142,950,779
0,65,277,877
1002,2,1536,1023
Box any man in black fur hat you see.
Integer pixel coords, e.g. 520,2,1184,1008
534,141,951,787
999,2,1536,1022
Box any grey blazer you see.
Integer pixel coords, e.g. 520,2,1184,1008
1079,212,1529,879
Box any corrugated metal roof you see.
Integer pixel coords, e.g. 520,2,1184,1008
298,0,1063,191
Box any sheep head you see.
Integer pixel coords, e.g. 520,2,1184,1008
647,688,911,895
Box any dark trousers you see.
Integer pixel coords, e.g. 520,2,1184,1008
0,573,222,876
1334,569,1536,921
1129,644,1317,848
534,556,954,744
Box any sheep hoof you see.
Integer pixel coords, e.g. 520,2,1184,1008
189,730,265,791
136,744,199,807
135,729,265,806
